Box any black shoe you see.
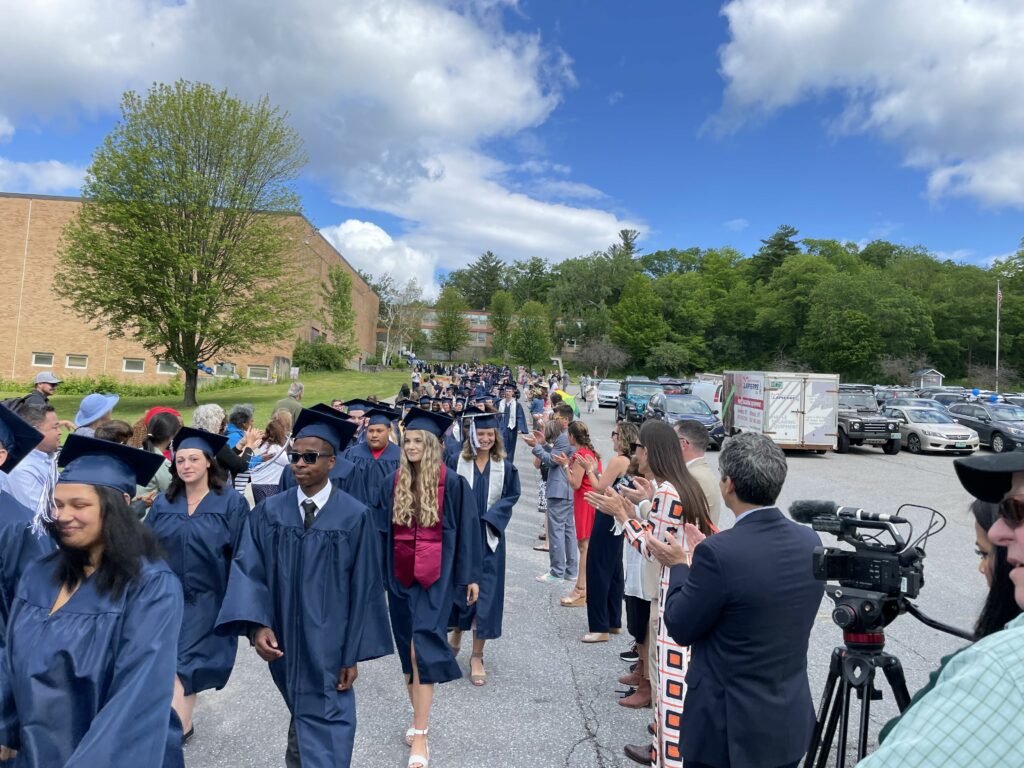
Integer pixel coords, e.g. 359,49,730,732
183,726,195,745
623,744,651,765
620,647,640,663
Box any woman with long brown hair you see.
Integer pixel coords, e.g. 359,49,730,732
588,419,714,768
380,408,481,768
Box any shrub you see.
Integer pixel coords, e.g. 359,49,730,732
292,337,348,372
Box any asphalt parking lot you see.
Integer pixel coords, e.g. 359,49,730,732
188,402,983,767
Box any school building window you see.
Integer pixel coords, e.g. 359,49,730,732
65,354,89,369
31,352,54,367
156,360,179,375
247,365,270,380
122,358,145,373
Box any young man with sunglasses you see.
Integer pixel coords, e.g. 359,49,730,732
217,408,392,768
858,453,1024,766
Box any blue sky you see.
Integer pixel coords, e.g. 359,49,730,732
1,0,1022,293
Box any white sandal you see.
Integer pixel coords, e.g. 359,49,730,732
407,727,429,768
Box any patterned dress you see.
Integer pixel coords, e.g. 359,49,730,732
622,481,708,768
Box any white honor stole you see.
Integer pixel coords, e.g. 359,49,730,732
457,455,505,552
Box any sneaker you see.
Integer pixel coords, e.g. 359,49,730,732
619,646,640,663
535,572,561,584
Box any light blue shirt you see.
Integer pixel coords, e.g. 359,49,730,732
5,449,55,515
858,613,1024,767
732,505,773,525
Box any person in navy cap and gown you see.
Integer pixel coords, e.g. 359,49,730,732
378,407,481,768
145,427,249,741
497,385,529,463
0,435,184,767
216,407,391,768
446,410,520,685
0,407,54,639
277,404,361,496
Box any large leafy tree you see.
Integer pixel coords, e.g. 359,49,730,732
611,275,670,363
322,266,359,361
55,80,309,405
749,224,801,284
509,301,553,369
432,287,471,360
359,271,427,365
508,256,554,304
441,250,507,309
489,290,515,358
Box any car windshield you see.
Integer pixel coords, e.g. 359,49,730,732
666,398,713,416
628,384,664,398
988,405,1024,421
839,394,878,410
598,381,618,390
905,409,954,424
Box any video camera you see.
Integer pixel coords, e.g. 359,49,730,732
789,501,927,638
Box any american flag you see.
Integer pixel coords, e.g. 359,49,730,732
998,284,1003,308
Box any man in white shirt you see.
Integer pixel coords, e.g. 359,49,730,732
5,404,61,517
497,386,528,463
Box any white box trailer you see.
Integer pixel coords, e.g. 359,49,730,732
722,371,839,451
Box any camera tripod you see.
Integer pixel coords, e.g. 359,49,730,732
803,591,973,768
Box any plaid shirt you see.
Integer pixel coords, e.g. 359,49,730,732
858,613,1024,767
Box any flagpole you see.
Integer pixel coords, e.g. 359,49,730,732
996,280,1001,392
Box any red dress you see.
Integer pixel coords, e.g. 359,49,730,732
571,448,600,540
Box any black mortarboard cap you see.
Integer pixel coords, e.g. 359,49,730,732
401,407,453,438
172,427,229,456
365,407,399,426
294,407,358,453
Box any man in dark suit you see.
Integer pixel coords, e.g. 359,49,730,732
657,432,824,768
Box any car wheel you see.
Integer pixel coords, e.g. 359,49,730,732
992,433,1007,453
907,434,921,454
882,438,901,455
836,429,850,454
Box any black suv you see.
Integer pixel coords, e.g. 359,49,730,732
617,378,665,423
947,402,1024,453
837,384,901,454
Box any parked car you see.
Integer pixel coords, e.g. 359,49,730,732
596,379,621,408
875,387,918,406
646,393,726,449
884,406,979,455
657,378,690,395
889,398,948,411
932,392,970,407
689,380,724,417
617,378,667,423
947,402,1024,453
918,386,968,398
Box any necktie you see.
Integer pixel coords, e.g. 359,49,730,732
302,499,317,531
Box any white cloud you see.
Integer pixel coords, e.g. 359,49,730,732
715,0,1024,207
531,179,606,201
0,157,84,194
0,115,13,142
608,90,624,106
0,0,641,279
320,219,440,299
723,217,749,232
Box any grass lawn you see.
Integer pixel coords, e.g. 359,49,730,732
1,370,411,430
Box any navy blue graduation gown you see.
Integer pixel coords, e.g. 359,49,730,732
278,455,359,496
215,488,392,768
0,553,183,768
442,428,463,466
447,458,520,639
0,495,54,639
379,469,481,684
145,487,248,695
497,403,529,462
341,442,401,510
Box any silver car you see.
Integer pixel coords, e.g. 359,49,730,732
596,379,620,407
886,406,980,455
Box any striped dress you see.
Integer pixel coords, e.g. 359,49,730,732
622,481,708,768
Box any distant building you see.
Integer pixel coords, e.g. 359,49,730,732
912,368,945,389
0,192,378,383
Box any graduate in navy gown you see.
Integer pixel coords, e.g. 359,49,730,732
497,385,529,463
0,407,54,639
145,427,248,741
216,408,391,768
277,404,361,496
341,407,401,511
446,411,520,686
379,407,481,768
0,435,183,768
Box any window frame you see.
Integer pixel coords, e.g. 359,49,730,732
31,352,54,368
122,357,146,374
156,360,180,376
247,365,270,381
65,354,89,370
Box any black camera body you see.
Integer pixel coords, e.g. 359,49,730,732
812,541,925,599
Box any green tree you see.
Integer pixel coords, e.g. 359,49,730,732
749,224,801,284
645,341,693,375
54,80,309,405
432,287,471,360
323,265,359,360
509,301,553,369
575,338,630,377
508,256,553,304
489,290,515,358
441,251,506,309
611,275,670,363
358,271,427,365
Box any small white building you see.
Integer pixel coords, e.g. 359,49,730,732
912,368,944,389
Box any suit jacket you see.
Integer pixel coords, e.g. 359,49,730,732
686,457,723,527
663,507,824,768
498,399,529,436
531,432,575,500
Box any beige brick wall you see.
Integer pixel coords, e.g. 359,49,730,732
0,193,379,385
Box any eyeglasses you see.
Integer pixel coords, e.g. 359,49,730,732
287,450,334,465
611,431,618,438
1000,497,1024,528
631,443,644,451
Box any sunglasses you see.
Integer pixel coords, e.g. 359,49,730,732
611,431,618,438
1000,497,1024,527
631,442,644,451
287,450,334,465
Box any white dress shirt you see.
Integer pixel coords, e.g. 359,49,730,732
295,481,333,525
